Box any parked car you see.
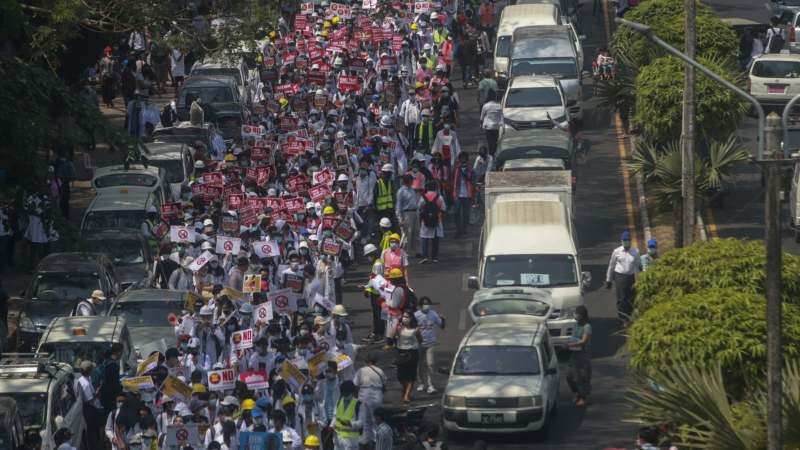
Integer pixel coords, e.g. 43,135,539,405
13,252,120,352
108,289,189,354
80,229,152,290
176,76,248,140
80,189,161,235
441,315,560,434
748,53,800,110
190,56,251,105
149,121,215,154
501,76,569,132
141,141,195,201
494,127,575,171
92,164,170,204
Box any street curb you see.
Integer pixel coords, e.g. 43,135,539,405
629,135,652,243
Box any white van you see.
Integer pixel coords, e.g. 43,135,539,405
92,164,171,204
494,4,561,83
470,193,589,346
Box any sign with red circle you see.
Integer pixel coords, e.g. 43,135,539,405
176,429,189,441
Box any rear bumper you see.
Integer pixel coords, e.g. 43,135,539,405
442,407,545,432
546,317,578,346
753,94,796,107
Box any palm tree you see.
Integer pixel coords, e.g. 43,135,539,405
627,361,800,449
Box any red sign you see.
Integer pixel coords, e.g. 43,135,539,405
321,238,342,256
202,172,224,185
275,83,299,96
250,147,270,161
312,168,335,186
226,194,244,210
282,140,305,156
256,167,271,185
205,185,223,201
294,14,308,31
307,72,326,86
263,197,285,212
285,175,306,193
240,206,258,226
280,117,298,132
245,197,263,210
308,184,331,202
321,217,339,229
333,191,353,208
392,35,403,51
338,75,360,92
284,197,305,213
334,219,356,241
160,202,181,219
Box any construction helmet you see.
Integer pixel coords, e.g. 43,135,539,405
304,435,321,448
388,233,401,242
410,23,418,31
323,205,335,215
241,399,256,410
388,268,404,279
323,21,331,28
331,16,340,24
363,243,378,256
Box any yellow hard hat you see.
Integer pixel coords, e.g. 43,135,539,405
279,98,289,106
304,435,321,447
410,23,418,31
389,233,401,242
331,16,340,24
323,21,331,28
415,81,424,89
224,153,237,162
241,398,256,410
256,55,263,63
388,268,404,279
192,384,207,394
323,206,335,215
282,394,296,406
269,31,277,38
320,30,329,37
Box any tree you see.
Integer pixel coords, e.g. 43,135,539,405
634,55,747,142
627,288,800,397
610,0,738,69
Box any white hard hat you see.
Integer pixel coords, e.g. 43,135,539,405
201,241,213,250
181,256,194,268
239,302,253,314
430,11,439,20
199,305,214,316
194,160,205,169
337,174,349,182
316,89,324,96
332,304,348,316
306,201,316,209
381,163,394,172
203,218,214,227
421,108,431,117
379,217,391,228
380,115,392,126
423,43,432,51
363,243,378,255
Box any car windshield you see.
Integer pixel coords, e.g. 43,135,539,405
147,159,185,184
110,300,185,327
192,68,242,85
752,61,800,78
32,273,100,301
83,239,144,266
483,254,577,288
505,87,562,108
496,36,511,58
0,394,46,429
182,86,234,105
473,298,551,318
94,173,157,188
512,57,577,78
83,210,145,231
454,346,541,375
39,342,109,368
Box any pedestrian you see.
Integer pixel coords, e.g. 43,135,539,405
373,407,393,450
477,69,498,108
140,205,161,255
451,152,475,237
374,164,397,229
362,244,386,342
168,256,195,290
605,230,640,323
396,311,422,403
120,60,136,107
431,123,461,168
98,343,124,415
640,238,658,272
74,289,105,316
75,360,103,450
480,90,502,156
418,182,445,263
414,109,436,154
566,305,592,406
170,47,186,97
381,234,409,278
415,297,444,394
396,174,421,258
333,380,364,450
97,46,117,107
353,352,386,448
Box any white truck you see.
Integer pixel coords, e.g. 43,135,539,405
468,171,590,347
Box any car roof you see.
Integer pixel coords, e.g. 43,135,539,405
93,164,163,179
86,190,153,212
143,141,188,156
39,316,125,344
508,76,560,89
504,158,565,170
0,357,71,393
512,27,575,58
36,252,108,272
485,195,575,254
497,4,559,35
465,315,545,347
498,128,571,152
182,76,237,88
752,53,800,62
116,288,188,303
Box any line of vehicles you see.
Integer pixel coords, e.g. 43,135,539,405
439,1,590,437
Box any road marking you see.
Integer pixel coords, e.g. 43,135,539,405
705,205,720,240
603,0,640,249
458,308,468,330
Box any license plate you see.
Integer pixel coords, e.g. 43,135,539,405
768,85,786,94
480,413,504,425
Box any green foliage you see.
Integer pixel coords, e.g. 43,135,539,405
635,239,800,315
595,52,638,120
628,360,800,449
610,0,738,68
628,288,800,396
634,55,747,142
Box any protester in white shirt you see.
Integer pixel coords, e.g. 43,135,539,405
414,297,444,393
605,230,640,323
354,352,387,446
480,91,503,155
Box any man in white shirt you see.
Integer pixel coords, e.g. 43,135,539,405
75,360,103,449
605,230,640,323
414,297,444,393
353,352,386,448
480,90,502,155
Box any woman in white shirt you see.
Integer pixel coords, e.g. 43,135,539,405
480,90,503,155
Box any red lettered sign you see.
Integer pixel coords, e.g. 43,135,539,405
226,194,244,210
202,172,224,185
284,197,305,213
338,75,360,92
308,184,331,202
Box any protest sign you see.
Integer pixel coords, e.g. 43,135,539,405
184,291,200,312
121,376,155,392
254,240,280,258
269,289,297,315
312,292,335,313
221,215,239,234
239,432,283,450
307,351,328,377
216,236,242,255
242,124,265,137
137,353,159,376
189,250,216,271
338,74,360,92
243,274,261,293
301,2,314,14
153,221,170,239
202,172,224,185
332,351,354,370
166,424,201,447
231,328,254,350
222,287,245,301
280,360,307,391
239,371,269,391
333,219,355,241
207,369,236,391
308,184,331,203
160,202,181,219
312,168,335,185
226,193,244,210
170,226,195,244
321,238,342,256
255,301,273,323
414,1,430,12
161,376,192,402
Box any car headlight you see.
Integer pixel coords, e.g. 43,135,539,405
519,395,543,407
19,314,37,333
559,307,577,319
444,395,466,407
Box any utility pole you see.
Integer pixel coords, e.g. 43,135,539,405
764,112,783,450
681,0,696,247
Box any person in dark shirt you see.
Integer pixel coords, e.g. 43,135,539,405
154,246,179,289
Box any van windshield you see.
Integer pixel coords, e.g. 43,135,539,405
0,394,46,428
483,254,577,288
148,159,185,184
454,346,540,375
94,173,157,188
83,210,145,231
511,57,577,78
39,342,109,368
496,36,511,58
32,273,100,301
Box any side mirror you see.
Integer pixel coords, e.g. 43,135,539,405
467,275,480,290
546,367,558,376
581,271,592,290
437,367,450,375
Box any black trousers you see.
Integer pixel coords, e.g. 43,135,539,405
613,272,635,319
485,129,499,156
370,293,385,336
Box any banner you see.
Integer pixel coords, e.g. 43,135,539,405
215,236,242,255
231,328,254,351
161,376,192,402
136,353,159,376
255,301,273,323
207,368,236,391
239,370,269,391
170,226,195,244
280,360,307,391
121,376,155,392
165,424,201,447
307,351,328,377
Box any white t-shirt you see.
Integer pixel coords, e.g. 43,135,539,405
170,49,185,78
481,101,503,130
415,309,443,346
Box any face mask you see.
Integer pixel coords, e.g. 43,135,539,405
117,402,124,409
390,242,398,250
402,318,411,326
421,304,430,312
290,262,299,271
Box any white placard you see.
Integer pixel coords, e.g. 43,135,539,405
170,226,196,243
189,250,216,271
165,424,201,447
254,240,281,258
215,236,242,255
255,301,274,323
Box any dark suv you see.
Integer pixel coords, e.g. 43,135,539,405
13,252,121,352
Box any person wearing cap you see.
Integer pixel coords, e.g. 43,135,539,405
329,304,353,346
640,239,658,272
395,174,421,258
141,205,161,254
383,268,413,348
373,163,396,230
414,108,436,154
168,255,195,290
432,122,461,167
381,233,408,279
75,359,104,449
304,434,321,450
605,230,640,323
362,243,386,342
73,289,105,316
399,89,421,145
193,305,225,371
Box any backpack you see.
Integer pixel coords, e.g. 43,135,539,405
420,194,440,227
769,28,785,53
71,299,96,317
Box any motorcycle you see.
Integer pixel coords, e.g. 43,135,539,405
380,402,437,449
